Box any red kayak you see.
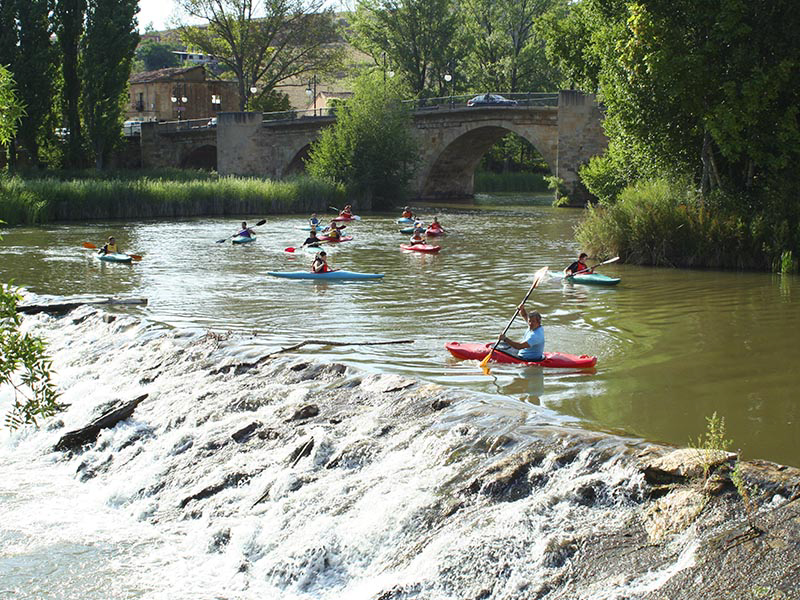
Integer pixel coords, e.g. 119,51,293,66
426,228,444,237
333,215,356,222
319,235,353,243
445,342,597,369
401,243,441,253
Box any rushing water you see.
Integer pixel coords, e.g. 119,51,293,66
1,196,798,599
1,198,796,466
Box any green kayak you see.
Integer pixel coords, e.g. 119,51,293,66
96,252,132,264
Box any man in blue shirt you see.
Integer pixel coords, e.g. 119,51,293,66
498,304,544,361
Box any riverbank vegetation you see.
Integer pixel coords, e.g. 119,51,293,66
0,173,345,225
542,0,800,272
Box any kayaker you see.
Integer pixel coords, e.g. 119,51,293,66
311,251,337,273
565,253,593,276
302,229,322,248
100,236,118,255
427,217,445,233
401,206,414,219
339,204,353,218
309,213,322,228
498,304,545,361
326,221,346,240
237,221,255,238
409,226,426,246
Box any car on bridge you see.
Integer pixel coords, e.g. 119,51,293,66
466,93,518,107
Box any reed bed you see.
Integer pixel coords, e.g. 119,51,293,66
0,173,346,225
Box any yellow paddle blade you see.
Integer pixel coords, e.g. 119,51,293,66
479,349,493,375
82,242,97,249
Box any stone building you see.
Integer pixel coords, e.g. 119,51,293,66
126,66,240,122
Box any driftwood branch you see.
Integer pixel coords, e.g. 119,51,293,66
268,339,414,357
17,297,148,315
54,393,148,452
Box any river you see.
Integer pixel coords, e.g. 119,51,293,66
2,196,796,466
1,195,798,598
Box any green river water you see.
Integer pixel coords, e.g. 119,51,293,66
1,195,797,466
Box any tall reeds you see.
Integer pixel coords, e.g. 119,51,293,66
0,172,346,225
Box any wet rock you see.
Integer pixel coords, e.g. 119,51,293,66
46,419,64,431
431,398,451,411
643,487,708,543
288,438,315,467
170,436,194,456
361,374,416,394
465,450,547,503
542,536,578,569
289,362,310,372
102,314,117,324
179,472,251,509
207,528,231,553
231,421,262,443
641,447,736,485
228,395,271,412
54,393,148,452
736,460,800,501
288,404,319,422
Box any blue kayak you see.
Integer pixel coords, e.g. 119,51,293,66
396,217,415,224
232,236,256,244
267,270,384,280
555,272,621,286
399,227,415,234
96,252,132,264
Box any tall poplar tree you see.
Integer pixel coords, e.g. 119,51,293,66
55,0,87,168
15,0,57,167
81,0,139,169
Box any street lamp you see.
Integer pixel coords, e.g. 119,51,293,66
305,75,317,116
171,87,188,120
444,73,453,108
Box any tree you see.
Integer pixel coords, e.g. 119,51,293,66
307,72,418,207
81,0,139,169
0,65,25,148
351,0,461,97
14,0,58,168
136,40,181,71
55,0,87,168
176,0,343,111
460,0,561,92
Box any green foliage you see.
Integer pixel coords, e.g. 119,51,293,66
576,178,800,270
55,0,88,168
689,412,733,480
135,40,181,71
0,65,25,147
177,0,343,111
0,173,345,225
81,0,139,170
543,175,568,206
778,251,796,275
351,0,461,96
307,72,418,208
249,88,291,113
474,172,549,193
0,229,61,429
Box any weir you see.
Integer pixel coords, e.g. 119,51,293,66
1,304,798,598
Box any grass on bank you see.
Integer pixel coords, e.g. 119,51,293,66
575,179,799,272
0,171,346,225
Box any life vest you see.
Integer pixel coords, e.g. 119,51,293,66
402,210,412,218
105,243,118,253
327,229,340,239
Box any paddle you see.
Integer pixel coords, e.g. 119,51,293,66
284,244,324,253
568,256,619,277
480,266,549,376
82,242,142,261
216,219,266,243
329,205,361,220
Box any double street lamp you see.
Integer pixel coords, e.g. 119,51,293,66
305,75,318,117
171,88,188,120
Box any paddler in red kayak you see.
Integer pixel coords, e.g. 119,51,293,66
427,216,445,234
409,222,426,245
565,253,593,276
339,204,353,218
498,304,545,361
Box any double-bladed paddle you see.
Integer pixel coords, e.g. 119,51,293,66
480,266,549,376
216,219,266,243
329,205,361,220
569,256,619,277
82,242,142,261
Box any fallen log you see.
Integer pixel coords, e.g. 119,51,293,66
17,297,148,315
54,393,148,452
269,339,414,357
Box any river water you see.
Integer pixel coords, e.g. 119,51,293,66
2,198,796,466
0,197,798,598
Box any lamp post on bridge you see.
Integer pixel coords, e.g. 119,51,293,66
171,85,188,120
444,73,453,108
305,75,317,117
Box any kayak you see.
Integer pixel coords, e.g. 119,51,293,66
333,215,358,222
445,342,597,369
396,217,415,224
298,225,328,231
232,236,256,244
401,244,441,253
319,235,353,243
399,227,415,234
426,228,444,237
268,270,384,280
555,272,620,286
96,252,132,264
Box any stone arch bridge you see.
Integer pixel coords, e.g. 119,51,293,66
140,90,606,204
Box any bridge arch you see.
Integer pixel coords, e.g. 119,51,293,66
415,116,558,201
285,143,312,175
180,144,217,170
